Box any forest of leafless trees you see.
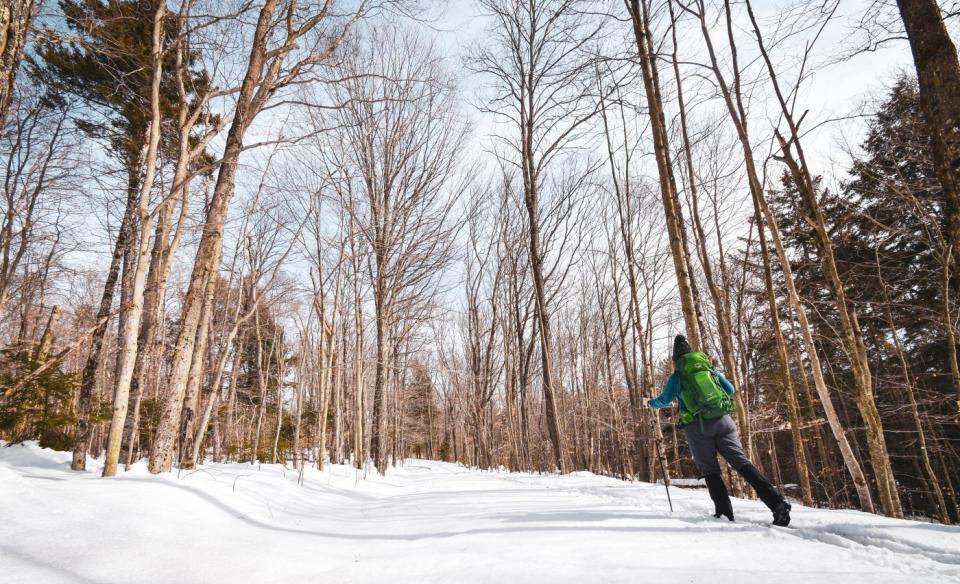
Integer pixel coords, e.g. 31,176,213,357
1,0,959,523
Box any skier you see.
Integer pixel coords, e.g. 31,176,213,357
645,334,792,527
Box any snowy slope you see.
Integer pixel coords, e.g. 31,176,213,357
1,442,958,584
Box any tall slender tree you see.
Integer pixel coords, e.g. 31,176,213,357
624,0,704,350
472,0,605,472
329,26,465,474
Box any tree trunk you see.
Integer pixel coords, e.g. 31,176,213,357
316,331,332,470
71,162,140,471
750,202,814,506
667,0,754,458
753,187,875,512
178,287,213,470
271,379,283,464
33,305,61,363
769,105,901,517
897,0,960,299
369,271,389,473
877,248,949,522
191,278,249,466
353,270,365,470
331,326,344,464
102,3,165,477
224,337,243,460
0,0,36,131
624,0,702,349
250,312,273,464
518,66,566,472
122,178,186,467
691,0,875,513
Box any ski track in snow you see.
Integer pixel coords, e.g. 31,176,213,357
2,442,959,584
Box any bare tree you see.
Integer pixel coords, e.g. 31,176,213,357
0,89,75,322
742,0,901,515
624,0,705,349
678,0,876,512
328,25,466,473
472,0,606,472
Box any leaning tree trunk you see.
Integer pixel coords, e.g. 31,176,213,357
752,201,814,506
692,0,875,513
625,0,702,349
753,187,875,513
517,32,566,471
514,7,569,472
741,0,901,515
897,0,960,303
778,143,902,517
523,171,567,473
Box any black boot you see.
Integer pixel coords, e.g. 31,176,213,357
737,464,791,527
704,473,734,522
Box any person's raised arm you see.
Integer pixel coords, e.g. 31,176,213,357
647,373,680,409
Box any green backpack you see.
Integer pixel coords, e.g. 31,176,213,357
676,352,734,426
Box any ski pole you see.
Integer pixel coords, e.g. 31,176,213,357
644,390,673,512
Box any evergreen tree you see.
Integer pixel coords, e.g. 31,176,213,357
32,0,210,173
769,76,960,520
0,345,80,450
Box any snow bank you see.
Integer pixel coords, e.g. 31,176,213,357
1,441,958,584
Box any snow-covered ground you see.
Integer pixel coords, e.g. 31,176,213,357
2,442,958,584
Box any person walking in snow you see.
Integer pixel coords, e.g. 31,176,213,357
645,334,792,527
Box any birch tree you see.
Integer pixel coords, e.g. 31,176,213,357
623,0,705,349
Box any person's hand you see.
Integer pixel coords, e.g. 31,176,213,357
642,397,651,408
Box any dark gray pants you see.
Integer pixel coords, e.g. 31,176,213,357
682,414,751,477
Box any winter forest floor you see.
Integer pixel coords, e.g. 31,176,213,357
2,443,959,584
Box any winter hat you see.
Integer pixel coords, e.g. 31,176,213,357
672,334,693,361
